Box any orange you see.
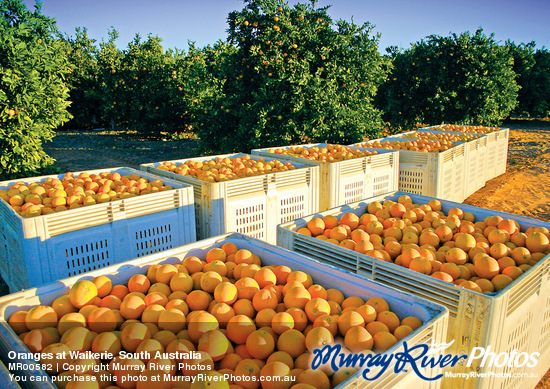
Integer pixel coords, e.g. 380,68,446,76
25,306,58,330
337,311,365,336
246,329,275,359
226,315,256,345
307,284,327,300
182,256,205,274
285,308,308,332
92,275,112,298
209,302,235,327
110,284,129,300
373,331,398,352
69,280,98,309
39,343,72,374
8,311,29,335
170,273,194,293
120,295,146,320
445,247,468,265
491,274,514,291
128,274,151,294
187,311,219,343
206,247,227,263
255,308,277,328
283,287,311,309
181,351,214,377
234,249,255,265
525,232,549,253
120,322,151,352
259,362,291,389
234,359,261,389
365,321,389,336
323,215,339,229
198,329,229,361
23,328,59,353
304,298,331,322
272,265,292,284
158,308,186,333
254,267,277,288
376,311,400,333
186,290,212,312
365,297,389,314
214,281,238,305
344,325,373,352
341,296,364,310
307,217,326,236
326,289,345,305
409,257,432,274
305,327,334,353
143,292,168,307
271,312,295,334
312,315,338,336
61,326,95,352
474,256,500,279
87,307,117,333
233,299,256,318
235,277,261,300
355,304,377,324
252,289,278,311
51,295,77,319
297,369,330,389
394,325,414,340
92,331,121,355
286,271,313,288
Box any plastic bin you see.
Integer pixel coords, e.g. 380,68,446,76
0,360,21,389
420,125,509,180
386,130,488,197
0,167,196,293
252,144,399,211
277,191,550,389
351,139,466,203
141,154,318,244
0,232,448,389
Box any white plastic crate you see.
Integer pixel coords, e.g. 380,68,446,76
420,125,509,180
252,144,399,211
391,130,488,197
277,191,550,389
141,154,318,244
0,232,448,389
0,360,20,389
0,167,196,293
351,139,466,203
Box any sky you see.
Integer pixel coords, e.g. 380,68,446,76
22,0,550,53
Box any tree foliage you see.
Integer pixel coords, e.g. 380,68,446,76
0,0,71,179
379,29,519,130
195,0,389,154
507,41,550,117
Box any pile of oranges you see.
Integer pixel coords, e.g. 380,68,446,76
155,156,297,183
438,124,501,134
0,172,171,218
355,139,456,153
8,244,423,388
266,145,378,163
297,195,550,293
395,131,480,143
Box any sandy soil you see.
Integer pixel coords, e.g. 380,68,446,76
17,122,550,387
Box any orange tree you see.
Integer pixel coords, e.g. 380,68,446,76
62,27,102,130
507,41,550,118
380,29,519,130
0,0,71,179
195,0,389,153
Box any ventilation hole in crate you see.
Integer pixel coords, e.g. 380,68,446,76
279,195,305,223
506,312,533,353
134,224,174,258
399,171,424,194
235,204,265,239
65,239,111,277
373,174,390,196
344,181,364,204
538,298,550,351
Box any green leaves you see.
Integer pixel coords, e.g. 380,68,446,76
196,0,388,154
1,0,71,180
379,29,519,130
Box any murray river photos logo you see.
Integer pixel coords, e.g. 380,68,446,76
310,340,541,381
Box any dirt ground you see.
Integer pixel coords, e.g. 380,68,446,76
17,122,550,387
